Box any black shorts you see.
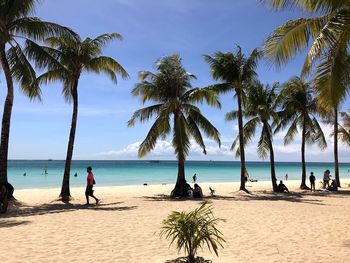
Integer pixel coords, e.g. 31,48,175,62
85,185,94,196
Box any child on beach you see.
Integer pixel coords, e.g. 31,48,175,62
309,172,316,192
85,166,99,205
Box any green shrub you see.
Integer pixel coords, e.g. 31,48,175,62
161,202,225,263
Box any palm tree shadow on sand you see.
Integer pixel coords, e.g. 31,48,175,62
140,190,350,206
2,200,137,219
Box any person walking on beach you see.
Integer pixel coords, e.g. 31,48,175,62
285,173,288,181
193,173,197,183
323,170,331,188
85,166,99,205
309,172,316,192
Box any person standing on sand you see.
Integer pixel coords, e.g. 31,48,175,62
285,173,288,181
323,170,331,188
85,166,99,205
193,173,197,183
309,172,316,192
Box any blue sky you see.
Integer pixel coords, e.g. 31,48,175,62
2,0,349,161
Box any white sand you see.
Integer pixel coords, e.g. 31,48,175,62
1,179,350,263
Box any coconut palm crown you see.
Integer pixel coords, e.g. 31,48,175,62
0,0,75,183
262,0,350,109
128,54,221,189
25,33,129,200
203,46,260,192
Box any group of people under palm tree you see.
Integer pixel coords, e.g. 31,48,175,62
0,0,349,205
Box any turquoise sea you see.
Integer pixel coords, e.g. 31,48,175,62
7,160,350,189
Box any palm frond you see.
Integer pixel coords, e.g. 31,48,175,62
90,33,123,48
188,109,221,147
85,56,129,83
263,17,326,68
138,113,171,157
7,44,41,100
127,104,164,127
172,113,191,161
12,17,76,41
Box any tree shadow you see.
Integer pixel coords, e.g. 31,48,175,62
0,219,31,228
142,192,326,206
3,201,137,219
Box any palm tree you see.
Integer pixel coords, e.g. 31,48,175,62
339,111,350,146
204,46,260,192
161,202,225,263
262,0,350,188
227,81,279,192
25,33,128,200
276,77,327,189
0,0,74,183
128,54,221,194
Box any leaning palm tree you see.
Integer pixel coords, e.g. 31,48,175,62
0,0,74,183
276,77,327,189
204,46,260,192
262,0,350,187
25,33,128,200
128,54,221,194
227,81,279,192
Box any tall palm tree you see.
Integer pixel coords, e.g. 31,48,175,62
0,0,74,183
227,81,279,191
276,77,327,189
25,33,128,200
204,46,260,192
128,54,221,194
262,0,350,188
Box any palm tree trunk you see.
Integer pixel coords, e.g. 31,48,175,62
300,118,309,189
236,88,247,192
264,123,277,192
60,79,79,200
334,106,340,187
0,44,14,183
176,157,185,185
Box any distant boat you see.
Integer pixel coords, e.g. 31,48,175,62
47,159,53,161
149,160,160,163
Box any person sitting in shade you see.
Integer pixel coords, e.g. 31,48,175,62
0,182,14,213
193,184,203,198
277,180,289,193
327,180,338,192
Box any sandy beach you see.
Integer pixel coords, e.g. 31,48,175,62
1,179,350,263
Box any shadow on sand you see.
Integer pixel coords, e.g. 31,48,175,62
1,201,137,219
142,189,350,206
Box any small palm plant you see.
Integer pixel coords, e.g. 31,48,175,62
161,202,225,263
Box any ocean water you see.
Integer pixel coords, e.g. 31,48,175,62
7,160,350,190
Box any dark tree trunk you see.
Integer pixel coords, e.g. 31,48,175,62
176,157,185,186
264,122,277,192
0,44,14,184
60,79,79,201
334,106,340,187
300,118,310,189
236,88,247,192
